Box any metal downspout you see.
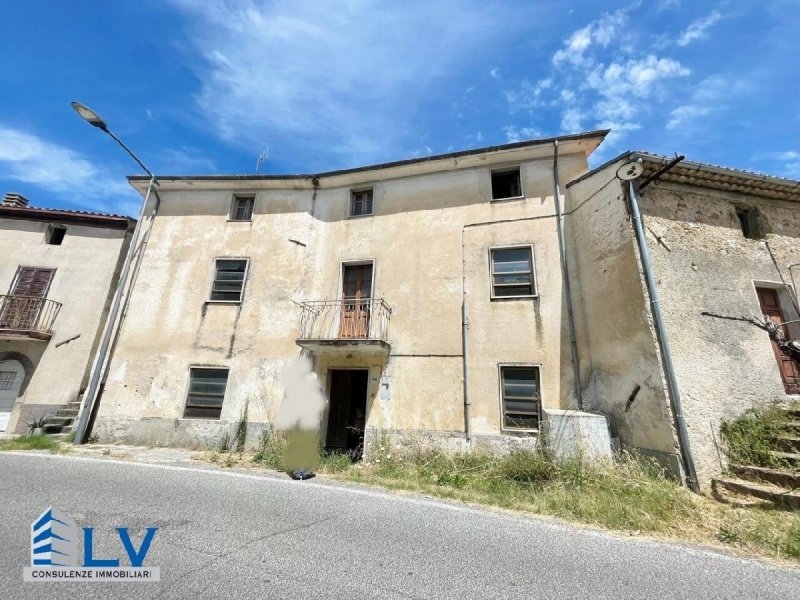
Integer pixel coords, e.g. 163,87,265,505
553,141,584,410
627,180,699,492
461,227,472,441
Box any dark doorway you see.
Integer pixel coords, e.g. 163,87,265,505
326,369,368,456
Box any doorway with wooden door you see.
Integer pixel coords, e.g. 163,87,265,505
756,286,800,394
325,369,369,458
340,263,373,338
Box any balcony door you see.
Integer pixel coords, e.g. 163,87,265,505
339,263,372,338
757,287,800,394
0,267,54,331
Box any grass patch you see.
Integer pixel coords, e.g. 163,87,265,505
0,434,64,452
720,405,792,468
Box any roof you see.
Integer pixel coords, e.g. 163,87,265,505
0,205,135,229
568,150,800,202
128,129,610,191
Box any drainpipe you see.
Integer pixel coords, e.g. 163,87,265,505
790,264,800,309
461,227,472,442
627,180,699,492
552,141,584,410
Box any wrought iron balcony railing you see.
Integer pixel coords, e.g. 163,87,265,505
297,298,391,342
0,295,62,340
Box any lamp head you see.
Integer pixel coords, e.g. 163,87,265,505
71,101,107,130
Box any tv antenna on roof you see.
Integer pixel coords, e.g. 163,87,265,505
256,148,269,172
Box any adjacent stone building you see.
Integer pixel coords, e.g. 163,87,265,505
0,193,134,434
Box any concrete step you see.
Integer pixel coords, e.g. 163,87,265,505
772,436,800,453
712,477,800,510
729,463,800,488
48,432,74,441
43,416,74,427
770,451,800,467
56,408,79,418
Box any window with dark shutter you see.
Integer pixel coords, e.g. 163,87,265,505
491,168,523,200
209,259,248,302
500,366,540,430
9,267,55,298
490,247,535,298
183,367,229,419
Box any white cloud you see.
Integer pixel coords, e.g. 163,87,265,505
561,107,584,132
503,125,542,143
762,151,800,178
168,0,544,167
490,67,501,79
0,126,136,214
666,75,746,130
552,10,628,67
677,10,722,46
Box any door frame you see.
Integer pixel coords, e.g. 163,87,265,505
323,367,371,454
752,280,800,394
337,259,376,301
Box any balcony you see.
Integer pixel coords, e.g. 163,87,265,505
296,298,392,357
0,295,62,341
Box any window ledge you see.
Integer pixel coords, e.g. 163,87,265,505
204,300,242,305
500,428,539,435
226,219,253,223
347,213,374,219
490,295,539,301
490,195,526,203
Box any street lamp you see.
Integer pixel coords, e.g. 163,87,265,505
70,101,157,445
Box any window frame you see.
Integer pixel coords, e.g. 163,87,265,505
489,244,537,300
349,188,374,218
228,194,256,222
45,224,67,245
490,167,524,202
498,363,542,433
207,258,250,304
181,366,229,420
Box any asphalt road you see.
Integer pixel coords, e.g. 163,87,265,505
0,453,798,599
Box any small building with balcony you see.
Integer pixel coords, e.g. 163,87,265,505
0,193,135,433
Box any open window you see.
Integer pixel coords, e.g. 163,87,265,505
183,367,229,419
230,195,255,221
209,259,248,303
499,365,540,431
735,206,768,240
491,168,522,201
46,224,67,245
490,246,536,299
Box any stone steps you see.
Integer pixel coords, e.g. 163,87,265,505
772,436,800,453
770,450,800,467
712,477,800,510
729,463,800,489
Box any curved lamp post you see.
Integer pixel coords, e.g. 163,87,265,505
70,101,156,445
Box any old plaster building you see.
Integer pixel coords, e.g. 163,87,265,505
0,193,134,434
84,131,799,489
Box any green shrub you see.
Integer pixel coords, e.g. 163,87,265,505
720,405,791,468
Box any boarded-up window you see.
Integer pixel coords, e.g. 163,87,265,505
9,267,55,297
490,247,535,298
210,259,248,302
350,189,373,217
500,366,540,430
184,368,228,419
230,195,255,221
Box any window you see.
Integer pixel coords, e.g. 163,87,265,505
735,206,767,240
350,189,373,217
490,246,535,298
0,371,16,391
491,168,522,200
230,195,255,221
209,259,248,302
9,266,54,297
46,225,66,245
184,368,228,419
500,366,540,430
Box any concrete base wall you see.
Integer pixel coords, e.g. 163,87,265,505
541,408,612,463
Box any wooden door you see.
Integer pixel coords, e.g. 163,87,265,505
0,267,54,330
0,360,24,432
757,287,800,394
339,264,372,338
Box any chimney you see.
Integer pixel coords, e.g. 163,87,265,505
2,192,29,208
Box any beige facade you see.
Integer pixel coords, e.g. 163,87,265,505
0,195,134,434
93,133,603,452
86,134,800,490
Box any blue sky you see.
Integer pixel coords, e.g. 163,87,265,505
0,0,798,216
